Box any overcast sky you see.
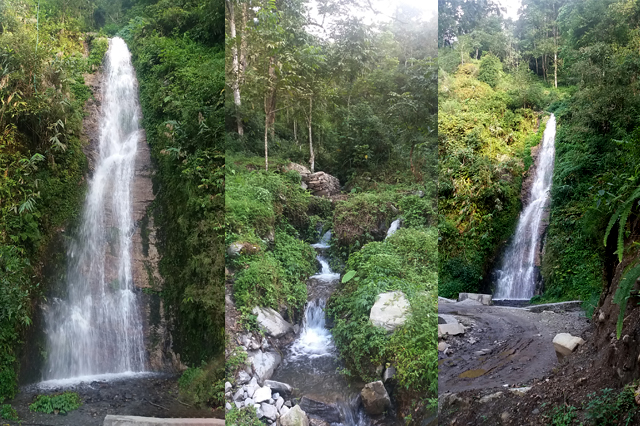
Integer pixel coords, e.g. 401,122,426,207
499,0,523,21
305,0,437,38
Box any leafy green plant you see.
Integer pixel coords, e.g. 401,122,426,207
29,392,82,414
549,404,577,426
178,360,224,408
225,406,263,426
583,386,636,425
0,404,17,420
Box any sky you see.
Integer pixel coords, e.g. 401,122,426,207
499,0,523,21
305,0,437,38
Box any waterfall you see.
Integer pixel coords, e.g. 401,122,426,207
42,37,146,382
494,114,556,300
386,218,401,239
272,230,371,425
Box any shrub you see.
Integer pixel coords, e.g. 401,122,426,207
178,360,225,408
29,392,82,414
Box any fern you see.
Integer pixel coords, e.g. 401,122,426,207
612,262,640,339
604,185,640,262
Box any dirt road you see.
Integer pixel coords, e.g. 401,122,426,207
438,299,590,394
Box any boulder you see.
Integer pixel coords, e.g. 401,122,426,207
284,162,312,178
369,291,410,332
458,293,493,305
248,350,282,383
227,242,243,257
280,405,310,426
553,333,585,359
264,379,293,396
299,397,341,423
252,307,293,337
438,323,465,337
305,171,341,197
360,381,391,416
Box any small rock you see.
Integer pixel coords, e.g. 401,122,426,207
264,380,293,396
254,386,272,403
276,396,285,411
280,405,309,426
479,392,503,403
237,370,251,385
225,381,232,392
360,381,391,416
261,403,278,421
233,388,244,401
509,387,531,396
438,341,449,352
225,402,232,411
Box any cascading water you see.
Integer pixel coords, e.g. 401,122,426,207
41,37,146,384
272,230,371,426
385,218,401,239
494,114,556,300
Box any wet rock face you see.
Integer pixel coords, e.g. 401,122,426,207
360,381,391,416
298,397,341,424
82,65,175,373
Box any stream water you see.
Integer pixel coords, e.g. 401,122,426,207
41,37,147,385
272,230,371,425
494,114,556,300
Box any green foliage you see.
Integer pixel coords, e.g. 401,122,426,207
225,406,263,426
29,392,82,414
548,404,577,426
329,227,437,394
583,386,637,425
478,53,502,88
613,262,640,338
87,36,108,69
177,360,224,408
333,192,397,250
0,404,17,421
124,2,225,368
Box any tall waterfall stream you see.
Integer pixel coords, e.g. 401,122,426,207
494,114,556,300
41,38,147,385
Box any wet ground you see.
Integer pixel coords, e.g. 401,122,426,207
438,299,590,393
5,374,223,426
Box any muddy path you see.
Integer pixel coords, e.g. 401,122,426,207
4,375,223,426
438,299,590,394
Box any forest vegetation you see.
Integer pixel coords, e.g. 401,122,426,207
225,0,439,421
0,0,225,412
438,0,640,316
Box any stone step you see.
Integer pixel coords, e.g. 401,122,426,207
103,415,225,426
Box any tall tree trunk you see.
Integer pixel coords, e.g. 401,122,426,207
294,119,299,149
409,142,416,180
308,96,314,173
226,0,243,135
264,105,269,171
264,57,277,171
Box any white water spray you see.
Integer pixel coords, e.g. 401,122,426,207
42,37,145,382
494,114,556,300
